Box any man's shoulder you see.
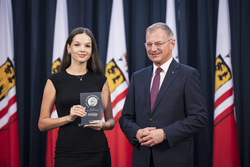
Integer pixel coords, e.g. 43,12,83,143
177,62,198,73
133,66,152,75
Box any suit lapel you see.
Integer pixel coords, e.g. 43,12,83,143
152,59,180,113
144,66,153,114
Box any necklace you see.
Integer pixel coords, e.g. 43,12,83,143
67,68,87,81
76,75,84,81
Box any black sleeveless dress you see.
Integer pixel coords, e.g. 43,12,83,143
49,70,111,167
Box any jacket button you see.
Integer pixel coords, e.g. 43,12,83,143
149,118,153,121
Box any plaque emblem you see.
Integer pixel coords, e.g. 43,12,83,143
86,95,98,107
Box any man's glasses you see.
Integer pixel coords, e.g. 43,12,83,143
145,38,172,48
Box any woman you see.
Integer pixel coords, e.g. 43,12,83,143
38,27,115,167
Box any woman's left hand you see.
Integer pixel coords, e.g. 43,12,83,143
84,120,103,131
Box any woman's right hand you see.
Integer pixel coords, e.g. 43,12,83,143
68,105,87,122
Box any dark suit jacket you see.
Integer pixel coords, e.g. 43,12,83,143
119,59,208,167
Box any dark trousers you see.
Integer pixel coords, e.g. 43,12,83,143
150,148,155,167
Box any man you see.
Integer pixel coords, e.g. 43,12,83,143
119,22,207,167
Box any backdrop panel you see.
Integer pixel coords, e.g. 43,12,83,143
8,0,250,166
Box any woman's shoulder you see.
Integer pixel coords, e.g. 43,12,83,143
88,71,107,80
48,70,67,83
87,71,107,88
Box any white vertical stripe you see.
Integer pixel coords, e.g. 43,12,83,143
106,0,129,118
0,0,14,64
0,0,17,129
214,0,233,120
106,0,129,82
216,0,231,60
51,0,68,118
166,0,179,62
52,0,68,63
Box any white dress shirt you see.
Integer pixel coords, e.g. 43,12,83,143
150,57,173,91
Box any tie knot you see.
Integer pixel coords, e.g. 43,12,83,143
156,67,162,74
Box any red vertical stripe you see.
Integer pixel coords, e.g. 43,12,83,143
46,105,58,167
213,111,240,167
105,111,133,167
0,112,20,167
46,128,59,167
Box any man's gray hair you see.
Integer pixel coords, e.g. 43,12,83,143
146,22,174,39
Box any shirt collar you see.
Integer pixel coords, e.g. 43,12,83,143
153,57,173,74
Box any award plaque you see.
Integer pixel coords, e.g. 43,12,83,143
78,92,103,126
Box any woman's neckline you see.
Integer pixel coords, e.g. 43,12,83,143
64,69,89,81
65,68,88,76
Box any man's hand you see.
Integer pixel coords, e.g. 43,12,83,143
136,128,165,147
136,127,156,141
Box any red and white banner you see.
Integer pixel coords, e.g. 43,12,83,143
166,0,179,62
0,0,20,166
46,0,68,166
104,0,132,166
213,0,240,166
